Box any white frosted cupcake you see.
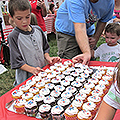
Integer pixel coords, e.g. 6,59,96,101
39,104,51,119
91,89,104,98
39,88,50,96
80,72,89,79
19,84,30,93
61,80,70,87
71,81,83,90
61,91,73,100
79,88,91,96
77,109,92,120
43,95,56,107
50,90,61,100
12,89,23,99
75,92,87,103
36,81,45,90
32,75,41,83
54,85,65,92
75,76,86,84
33,94,44,106
42,77,51,84
66,86,77,95
22,92,33,101
84,82,95,90
56,74,65,80
25,100,38,116
88,78,99,85
87,95,101,107
75,68,84,73
26,79,36,87
29,87,39,95
51,105,64,120
65,75,74,82
82,102,97,115
64,105,78,120
64,60,72,67
57,98,70,110
51,78,61,85
71,98,83,110
47,73,56,79
45,83,55,91
38,72,47,78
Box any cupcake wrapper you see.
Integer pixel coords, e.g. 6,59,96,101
64,113,77,120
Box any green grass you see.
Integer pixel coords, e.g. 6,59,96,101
0,33,105,97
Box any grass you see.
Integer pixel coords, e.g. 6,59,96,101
0,33,105,97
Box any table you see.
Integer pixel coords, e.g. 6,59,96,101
0,60,119,120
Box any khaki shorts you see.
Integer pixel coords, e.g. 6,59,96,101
56,32,82,59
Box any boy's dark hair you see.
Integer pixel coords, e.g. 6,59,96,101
8,0,31,17
105,23,120,36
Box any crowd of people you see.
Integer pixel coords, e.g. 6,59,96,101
1,0,120,119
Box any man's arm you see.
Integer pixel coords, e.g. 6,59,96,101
72,23,91,64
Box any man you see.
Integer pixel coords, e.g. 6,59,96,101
55,0,114,64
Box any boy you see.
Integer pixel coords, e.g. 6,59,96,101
91,23,120,62
8,0,61,86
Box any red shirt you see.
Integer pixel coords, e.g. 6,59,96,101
31,1,46,32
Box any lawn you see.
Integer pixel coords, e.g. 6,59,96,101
0,33,105,96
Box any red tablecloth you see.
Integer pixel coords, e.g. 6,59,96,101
0,60,119,120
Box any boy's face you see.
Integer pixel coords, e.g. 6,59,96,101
11,9,31,31
105,32,119,46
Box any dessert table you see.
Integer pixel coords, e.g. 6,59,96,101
0,60,120,120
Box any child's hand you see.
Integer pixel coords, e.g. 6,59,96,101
47,57,62,65
32,67,44,76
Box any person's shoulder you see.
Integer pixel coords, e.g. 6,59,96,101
8,27,19,38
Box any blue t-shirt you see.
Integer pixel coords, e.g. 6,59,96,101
55,0,114,36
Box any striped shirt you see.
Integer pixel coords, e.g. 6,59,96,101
104,81,120,109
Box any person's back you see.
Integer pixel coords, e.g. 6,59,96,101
92,23,120,62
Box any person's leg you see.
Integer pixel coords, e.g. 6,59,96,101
56,32,82,59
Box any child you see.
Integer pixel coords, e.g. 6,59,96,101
96,61,120,120
8,0,61,86
91,23,120,62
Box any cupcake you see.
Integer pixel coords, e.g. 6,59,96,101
43,95,56,107
45,83,55,91
87,95,101,108
36,81,45,90
102,74,113,84
64,60,72,67
39,88,50,97
99,79,110,89
29,87,39,95
42,77,51,84
75,76,86,84
67,66,75,72
54,62,63,68
47,73,56,80
80,72,89,79
88,78,99,85
61,80,70,88
19,84,30,93
32,75,41,83
84,68,93,75
77,109,92,120
13,99,26,114
62,70,71,76
50,90,61,100
12,89,23,99
65,75,74,83
61,91,73,100
75,68,84,74
51,78,61,85
57,98,71,110
71,71,79,78
45,68,52,74
56,74,65,80
91,89,104,99
33,94,44,106
82,102,97,115
84,82,95,90
95,84,107,94
39,104,51,119
25,100,38,116
75,92,87,103
22,92,33,101
51,105,64,120
79,88,91,96
26,79,36,87
71,81,83,91
50,65,57,71
66,86,77,95
38,72,47,78
64,105,78,120
54,85,65,92
71,98,83,110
